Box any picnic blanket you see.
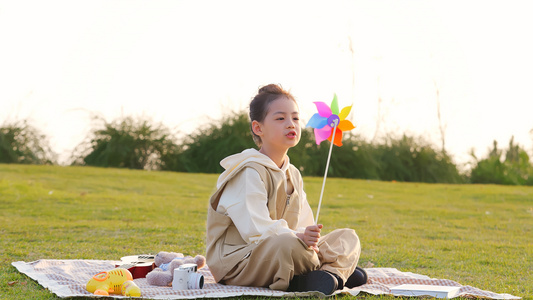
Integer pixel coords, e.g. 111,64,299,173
12,259,520,299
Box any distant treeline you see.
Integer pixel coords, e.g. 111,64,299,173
2,113,533,185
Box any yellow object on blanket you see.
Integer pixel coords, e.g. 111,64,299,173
86,267,141,297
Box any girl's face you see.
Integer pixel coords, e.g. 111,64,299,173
254,96,301,152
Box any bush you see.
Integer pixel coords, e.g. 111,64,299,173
71,115,180,170
296,133,462,183
287,127,319,174
293,132,381,180
173,111,256,173
374,135,464,183
0,120,54,164
470,137,533,185
329,137,382,180
173,112,464,183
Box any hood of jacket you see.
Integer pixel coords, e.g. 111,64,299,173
216,148,283,188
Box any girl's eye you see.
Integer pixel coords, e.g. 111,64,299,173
277,117,284,120
293,117,300,121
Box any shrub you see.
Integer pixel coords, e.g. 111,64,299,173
299,133,462,183
0,120,54,164
71,115,180,170
374,135,463,183
172,112,464,183
287,127,319,174
173,111,256,173
470,137,533,185
330,137,382,180
295,133,381,180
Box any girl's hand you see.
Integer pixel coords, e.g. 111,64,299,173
296,224,323,253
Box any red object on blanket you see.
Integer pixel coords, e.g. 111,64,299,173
115,254,155,279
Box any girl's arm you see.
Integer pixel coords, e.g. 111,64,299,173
217,168,296,244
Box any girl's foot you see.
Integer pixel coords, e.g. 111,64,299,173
345,266,368,288
287,270,338,295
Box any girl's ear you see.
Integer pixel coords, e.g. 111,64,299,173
251,120,263,137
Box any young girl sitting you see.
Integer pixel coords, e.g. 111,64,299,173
206,84,367,295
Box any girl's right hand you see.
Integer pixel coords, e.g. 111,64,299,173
296,224,323,253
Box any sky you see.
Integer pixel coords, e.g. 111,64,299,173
1,0,532,167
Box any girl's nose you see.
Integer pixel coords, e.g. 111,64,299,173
287,120,295,128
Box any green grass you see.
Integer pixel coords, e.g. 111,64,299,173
0,164,531,299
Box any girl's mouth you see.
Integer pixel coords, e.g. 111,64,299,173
287,131,297,138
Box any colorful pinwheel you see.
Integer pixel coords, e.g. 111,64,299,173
306,94,356,146
306,94,357,224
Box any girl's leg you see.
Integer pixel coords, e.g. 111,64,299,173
221,232,319,291
317,228,361,285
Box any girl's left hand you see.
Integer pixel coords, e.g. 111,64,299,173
296,224,323,253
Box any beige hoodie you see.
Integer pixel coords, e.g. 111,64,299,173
206,148,314,281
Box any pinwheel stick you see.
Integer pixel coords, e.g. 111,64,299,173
315,119,339,224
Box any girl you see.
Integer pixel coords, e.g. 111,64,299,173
206,84,366,295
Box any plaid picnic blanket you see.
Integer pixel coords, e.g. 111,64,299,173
12,259,520,299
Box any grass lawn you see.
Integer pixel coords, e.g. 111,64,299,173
0,164,531,299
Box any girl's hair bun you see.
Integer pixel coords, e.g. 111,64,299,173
258,84,284,94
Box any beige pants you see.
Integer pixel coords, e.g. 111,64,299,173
221,228,361,291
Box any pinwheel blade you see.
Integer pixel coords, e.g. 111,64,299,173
306,113,328,129
338,104,352,120
330,94,339,115
314,126,332,144
338,119,356,131
314,102,332,118
327,128,343,147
